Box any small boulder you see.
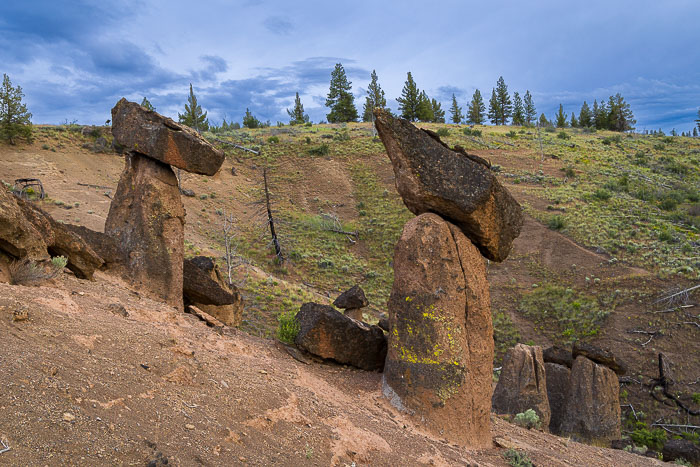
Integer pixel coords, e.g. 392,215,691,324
63,224,122,269
492,344,551,430
374,109,523,262
572,341,627,375
333,285,369,310
545,362,570,434
294,302,386,371
559,355,621,444
111,98,225,176
662,439,700,464
543,345,573,368
183,256,243,327
0,187,49,261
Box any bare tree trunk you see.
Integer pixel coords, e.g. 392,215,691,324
263,168,283,262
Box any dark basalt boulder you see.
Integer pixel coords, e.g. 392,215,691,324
572,341,627,375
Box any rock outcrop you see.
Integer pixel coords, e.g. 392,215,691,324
111,98,224,176
559,356,621,444
294,302,387,371
63,224,122,269
662,439,700,465
374,109,523,262
105,152,185,308
0,187,48,261
383,213,493,447
183,256,243,327
492,344,551,430
572,341,627,375
545,362,571,434
333,285,369,321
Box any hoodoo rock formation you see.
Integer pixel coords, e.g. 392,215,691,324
106,99,225,310
333,285,369,321
375,109,523,447
492,344,551,431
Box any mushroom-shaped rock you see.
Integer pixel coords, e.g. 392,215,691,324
333,285,369,310
492,344,551,431
572,341,627,375
111,98,225,176
183,256,243,327
384,213,493,447
294,302,387,371
373,109,523,262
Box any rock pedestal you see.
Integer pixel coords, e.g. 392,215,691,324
383,213,493,447
559,356,621,444
105,152,185,309
333,285,369,321
492,344,551,430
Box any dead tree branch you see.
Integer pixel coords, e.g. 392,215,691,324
654,284,700,307
214,138,260,155
628,329,662,346
0,439,9,454
263,168,283,262
652,353,700,416
652,304,695,313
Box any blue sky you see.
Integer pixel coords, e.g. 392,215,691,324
1,0,699,132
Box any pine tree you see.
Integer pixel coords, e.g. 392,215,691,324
606,93,635,132
487,88,500,125
397,72,421,121
178,83,209,132
578,101,592,127
696,108,700,133
538,113,549,127
555,104,567,128
523,90,536,124
431,98,445,123
140,97,155,111
325,63,358,123
362,70,386,122
449,94,463,124
512,92,524,126
570,112,578,128
466,89,486,125
287,92,309,125
0,74,33,144
693,127,698,137
416,91,434,122
494,76,512,125
593,99,608,130
242,108,262,129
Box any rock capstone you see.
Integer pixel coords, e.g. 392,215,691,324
572,341,627,375
374,109,523,262
294,302,386,371
492,344,551,431
105,152,185,309
183,256,243,327
111,98,225,176
559,355,621,444
383,213,493,447
543,345,574,368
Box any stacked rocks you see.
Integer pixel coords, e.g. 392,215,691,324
374,109,523,447
333,285,369,321
106,99,225,310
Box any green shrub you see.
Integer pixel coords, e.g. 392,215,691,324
593,188,612,201
503,448,533,467
544,126,556,133
267,135,280,144
557,131,570,140
462,128,482,137
8,256,67,285
333,129,350,141
548,215,566,230
653,142,666,151
436,128,450,137
276,310,299,344
513,409,541,429
307,143,330,156
507,130,518,138
630,427,666,451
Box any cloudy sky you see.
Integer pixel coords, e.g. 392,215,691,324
2,0,699,132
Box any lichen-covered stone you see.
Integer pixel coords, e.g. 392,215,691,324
105,152,185,309
383,213,493,447
492,344,551,431
111,98,225,176
374,109,523,262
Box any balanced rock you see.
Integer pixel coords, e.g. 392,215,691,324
383,213,493,447
333,285,369,321
111,98,225,176
105,152,185,309
559,356,621,444
16,197,103,279
183,256,243,327
492,344,551,431
572,341,627,375
543,345,574,368
0,187,48,261
545,362,570,434
374,109,523,262
294,302,386,371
